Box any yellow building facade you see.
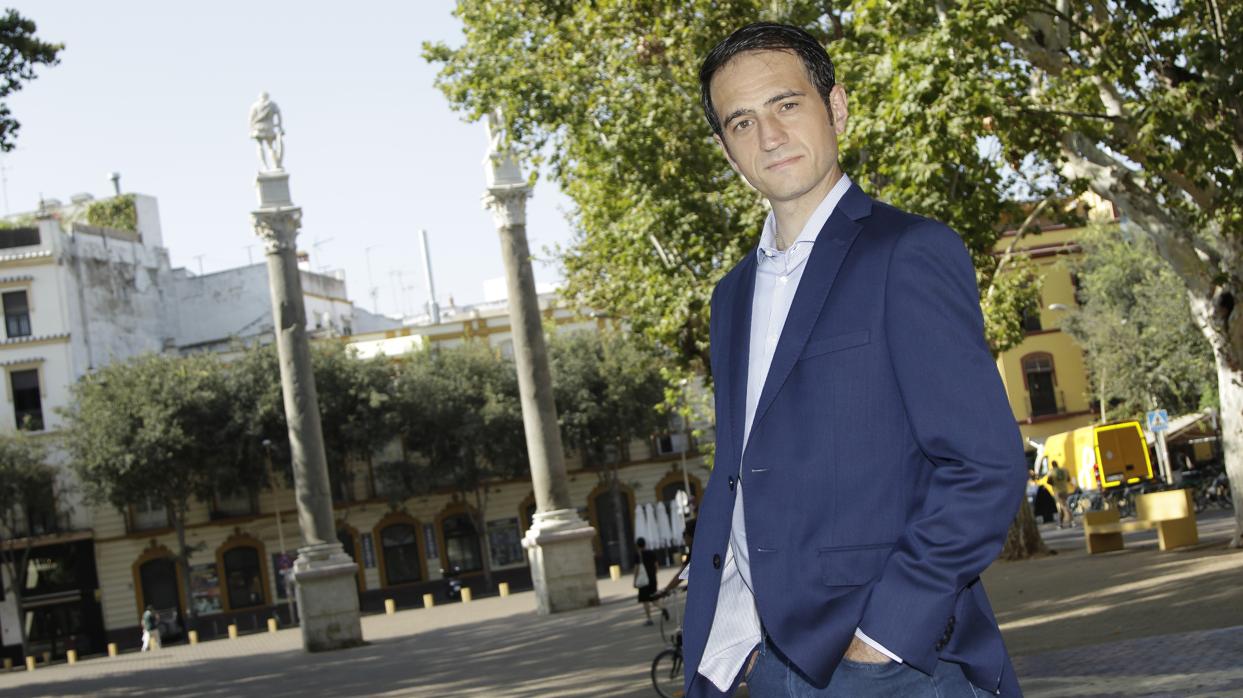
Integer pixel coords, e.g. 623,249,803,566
89,295,707,651
993,200,1116,455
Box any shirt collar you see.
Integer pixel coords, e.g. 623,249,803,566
757,174,852,260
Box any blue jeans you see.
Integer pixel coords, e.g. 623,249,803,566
745,637,987,697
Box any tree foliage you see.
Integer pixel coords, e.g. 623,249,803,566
0,9,62,151
425,1,1046,376
1062,226,1217,421
549,329,669,466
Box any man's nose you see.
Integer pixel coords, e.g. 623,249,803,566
758,117,788,151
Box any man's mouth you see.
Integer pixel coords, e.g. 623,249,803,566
766,156,802,170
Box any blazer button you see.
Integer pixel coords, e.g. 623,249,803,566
712,554,721,569
728,476,736,491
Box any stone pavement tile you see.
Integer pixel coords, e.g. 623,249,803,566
1014,625,1243,698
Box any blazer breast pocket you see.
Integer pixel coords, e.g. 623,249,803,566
800,330,870,361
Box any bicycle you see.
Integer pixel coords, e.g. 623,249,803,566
650,588,685,698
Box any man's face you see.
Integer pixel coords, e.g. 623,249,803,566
710,50,847,208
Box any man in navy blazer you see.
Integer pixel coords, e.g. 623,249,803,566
681,23,1027,697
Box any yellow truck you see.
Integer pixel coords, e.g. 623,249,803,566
1034,421,1154,494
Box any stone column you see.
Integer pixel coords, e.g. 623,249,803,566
482,123,599,614
252,169,363,650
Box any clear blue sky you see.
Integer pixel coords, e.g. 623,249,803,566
3,1,575,314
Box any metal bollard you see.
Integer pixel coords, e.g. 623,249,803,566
498,582,510,597
188,630,199,645
41,651,50,664
267,618,278,633
67,650,78,665
24,656,35,672
107,643,118,657
609,564,621,581
384,598,396,615
228,623,239,639
3,657,11,670
422,593,434,608
460,587,472,603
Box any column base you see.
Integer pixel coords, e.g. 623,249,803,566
522,509,600,615
292,543,364,652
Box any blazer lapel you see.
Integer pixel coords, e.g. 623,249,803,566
723,254,756,473
747,185,872,440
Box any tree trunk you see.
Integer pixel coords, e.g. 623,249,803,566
609,462,630,572
1188,293,1243,547
173,504,196,631
999,498,1050,561
1211,354,1243,547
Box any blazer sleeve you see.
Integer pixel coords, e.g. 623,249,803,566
857,220,1027,674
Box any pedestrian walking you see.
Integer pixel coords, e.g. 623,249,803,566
141,605,161,651
634,537,659,626
1049,460,1076,527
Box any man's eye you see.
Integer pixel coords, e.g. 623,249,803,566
734,119,753,131
780,102,798,111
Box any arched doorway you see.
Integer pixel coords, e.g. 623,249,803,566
373,512,427,588
132,545,186,642
588,482,635,575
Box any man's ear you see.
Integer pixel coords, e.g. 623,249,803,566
714,134,742,175
829,84,849,135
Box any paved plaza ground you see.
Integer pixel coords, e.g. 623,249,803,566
1,509,1240,697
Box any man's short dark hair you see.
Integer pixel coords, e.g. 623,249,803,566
636,537,647,548
698,22,836,138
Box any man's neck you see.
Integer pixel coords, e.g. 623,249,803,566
770,170,844,251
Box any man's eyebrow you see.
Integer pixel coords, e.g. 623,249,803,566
721,90,807,129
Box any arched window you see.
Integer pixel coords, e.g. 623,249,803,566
223,546,265,610
380,523,423,585
1022,353,1059,417
442,514,482,573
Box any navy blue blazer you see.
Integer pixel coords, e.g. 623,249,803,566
682,184,1026,697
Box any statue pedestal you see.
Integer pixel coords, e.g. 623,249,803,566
291,543,363,652
522,509,599,615
256,170,292,208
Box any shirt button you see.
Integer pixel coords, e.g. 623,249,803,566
712,554,721,569
728,476,736,491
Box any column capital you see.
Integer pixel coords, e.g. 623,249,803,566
252,206,303,253
482,184,531,229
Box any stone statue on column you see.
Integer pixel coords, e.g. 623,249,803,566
249,92,285,171
249,93,362,651
482,108,600,614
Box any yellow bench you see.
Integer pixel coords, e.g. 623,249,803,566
1083,488,1198,554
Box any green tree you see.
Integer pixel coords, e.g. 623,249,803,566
549,329,668,570
0,9,63,151
60,353,253,629
0,431,54,657
833,0,1243,545
377,343,526,590
1062,227,1217,422
229,342,395,504
426,2,1042,379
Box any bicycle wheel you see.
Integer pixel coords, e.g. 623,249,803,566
651,648,685,698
